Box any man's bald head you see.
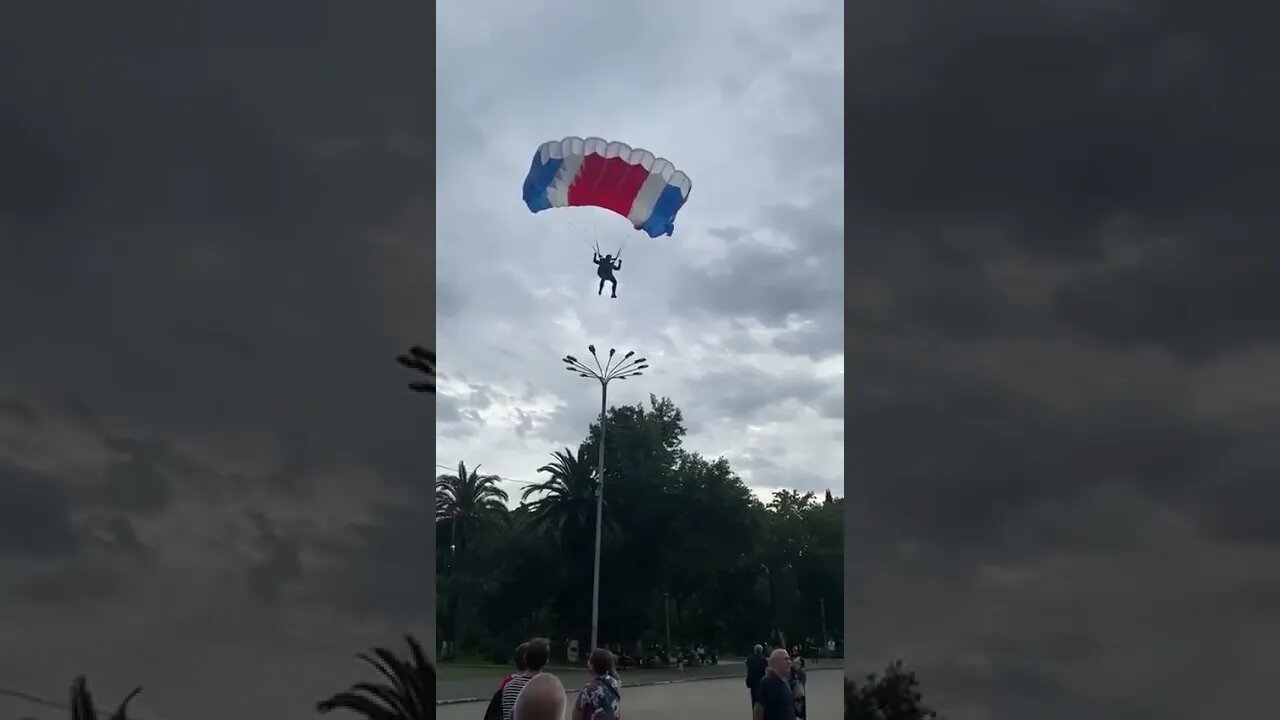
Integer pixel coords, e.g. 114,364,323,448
768,648,791,675
513,672,566,720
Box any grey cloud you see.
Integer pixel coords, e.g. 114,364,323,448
1054,232,1280,361
0,398,40,426
1,1,434,715
436,393,464,423
311,489,434,622
246,511,305,604
688,366,833,419
673,196,843,326
844,1,1278,715
1183,434,1280,547
87,516,157,566
770,311,844,361
94,454,173,517
0,464,78,557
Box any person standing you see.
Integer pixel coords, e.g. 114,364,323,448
574,648,622,719
753,649,796,720
744,644,768,710
503,638,550,720
787,655,808,719
487,643,531,720
501,642,530,690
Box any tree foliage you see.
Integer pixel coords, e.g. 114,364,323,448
316,636,435,720
395,346,435,394
845,661,938,720
439,394,844,659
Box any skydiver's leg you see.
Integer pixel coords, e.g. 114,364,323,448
609,277,617,298
599,277,606,295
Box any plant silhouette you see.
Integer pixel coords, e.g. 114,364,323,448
395,345,435,394
845,660,938,719
69,677,141,720
316,635,435,720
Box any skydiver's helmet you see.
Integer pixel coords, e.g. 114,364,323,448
603,255,613,262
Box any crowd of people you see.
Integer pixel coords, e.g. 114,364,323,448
479,638,808,719
484,638,621,720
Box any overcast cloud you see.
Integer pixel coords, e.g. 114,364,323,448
845,2,1279,718
2,3,433,720
435,1,844,504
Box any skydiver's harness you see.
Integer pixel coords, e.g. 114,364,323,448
594,241,623,279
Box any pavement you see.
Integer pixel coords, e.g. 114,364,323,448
440,661,803,702
436,668,841,719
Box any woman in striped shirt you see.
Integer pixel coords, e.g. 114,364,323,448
502,638,551,720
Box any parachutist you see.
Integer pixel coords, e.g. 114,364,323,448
594,251,622,298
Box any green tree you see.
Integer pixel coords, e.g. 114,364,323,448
438,395,845,659
435,461,509,652
845,661,938,720
521,445,602,546
435,461,509,557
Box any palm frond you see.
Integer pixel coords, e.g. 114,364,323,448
396,345,435,394
318,635,435,720
69,678,142,720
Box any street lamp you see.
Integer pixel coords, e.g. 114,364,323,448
664,592,673,666
562,345,648,654
819,597,829,659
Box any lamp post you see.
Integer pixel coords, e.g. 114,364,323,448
664,591,673,666
819,597,828,658
563,345,648,654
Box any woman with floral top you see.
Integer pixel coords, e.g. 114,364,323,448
574,648,622,720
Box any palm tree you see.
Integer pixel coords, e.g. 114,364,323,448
435,461,510,553
435,461,509,653
521,445,602,543
70,678,141,720
395,345,435,394
317,635,435,720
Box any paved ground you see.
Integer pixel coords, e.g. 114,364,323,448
436,668,841,719
438,659,844,703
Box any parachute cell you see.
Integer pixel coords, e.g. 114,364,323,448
521,136,692,238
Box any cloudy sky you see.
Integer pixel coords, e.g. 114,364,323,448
434,1,844,503
844,2,1277,718
2,3,434,720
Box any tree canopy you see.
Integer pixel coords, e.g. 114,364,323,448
437,394,844,661
845,661,939,719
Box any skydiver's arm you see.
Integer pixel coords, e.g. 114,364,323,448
614,259,622,270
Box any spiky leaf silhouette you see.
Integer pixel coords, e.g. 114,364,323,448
317,635,435,720
396,345,435,394
70,677,141,720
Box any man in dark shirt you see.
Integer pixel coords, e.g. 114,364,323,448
744,644,768,709
753,648,796,720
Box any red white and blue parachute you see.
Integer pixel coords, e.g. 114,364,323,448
521,136,692,238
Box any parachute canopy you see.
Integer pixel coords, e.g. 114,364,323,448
522,136,692,238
